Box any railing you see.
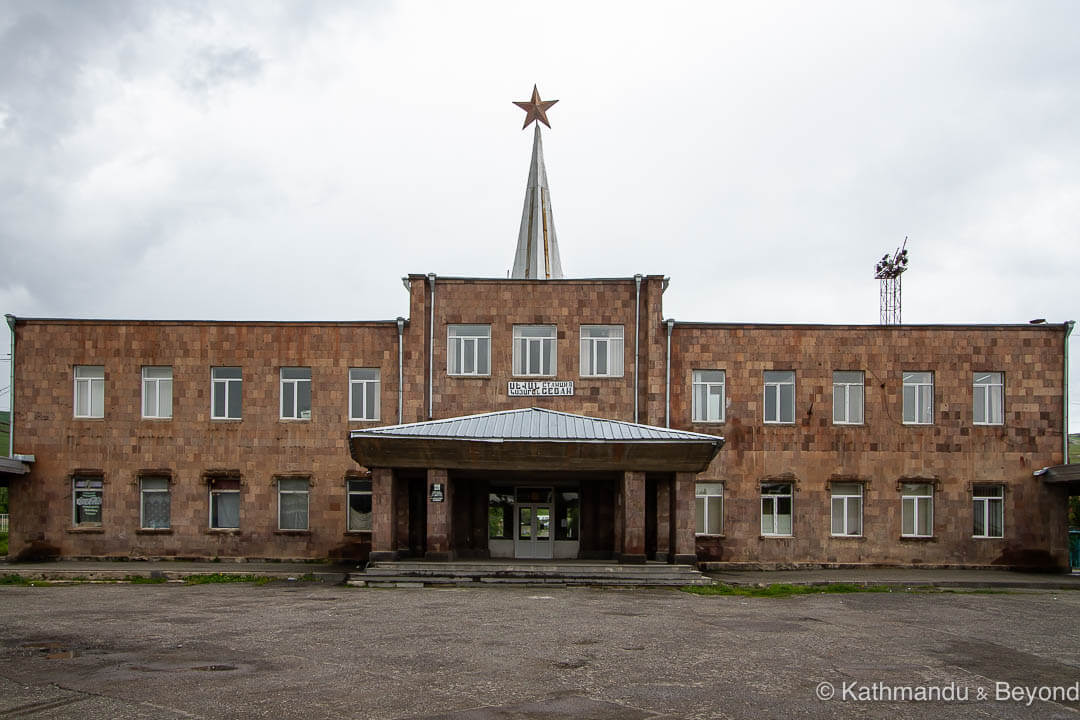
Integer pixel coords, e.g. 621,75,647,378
0,514,8,534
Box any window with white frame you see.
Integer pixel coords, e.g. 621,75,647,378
760,483,793,536
902,372,933,425
74,365,104,418
72,476,103,526
695,482,724,535
901,482,933,537
579,325,624,377
692,370,726,423
211,367,242,420
277,477,309,531
142,367,173,419
347,479,373,531
832,371,864,425
140,476,170,530
280,367,312,420
973,484,1004,538
448,325,491,376
512,325,556,376
764,371,795,424
209,477,241,529
830,482,863,536
349,368,380,421
973,372,1003,425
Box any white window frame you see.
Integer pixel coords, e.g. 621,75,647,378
763,371,795,424
72,476,104,526
512,325,557,377
141,366,173,419
139,476,171,530
447,325,491,376
972,484,1004,538
695,482,724,535
277,477,310,531
901,483,934,537
692,370,726,423
349,368,381,421
760,483,793,536
208,478,241,530
74,365,105,418
211,367,242,420
830,482,863,536
280,367,312,420
579,325,624,378
832,371,864,425
973,372,1004,426
347,478,373,532
902,371,934,425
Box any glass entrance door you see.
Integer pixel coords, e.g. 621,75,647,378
514,487,554,559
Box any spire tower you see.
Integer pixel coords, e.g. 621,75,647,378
511,85,564,279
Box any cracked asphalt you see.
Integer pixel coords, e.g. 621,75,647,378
1,583,1079,719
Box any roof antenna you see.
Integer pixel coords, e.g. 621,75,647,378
874,237,909,325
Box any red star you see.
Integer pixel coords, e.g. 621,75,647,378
512,85,558,129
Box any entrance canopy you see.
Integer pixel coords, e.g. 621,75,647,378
1034,464,1080,493
349,407,724,472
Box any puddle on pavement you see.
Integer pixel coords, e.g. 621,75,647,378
191,664,238,672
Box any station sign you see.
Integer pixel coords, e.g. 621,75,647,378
507,381,574,397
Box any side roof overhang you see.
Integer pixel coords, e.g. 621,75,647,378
1034,464,1080,493
0,455,33,483
349,408,724,473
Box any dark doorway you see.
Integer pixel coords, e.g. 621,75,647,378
645,475,658,560
408,476,427,558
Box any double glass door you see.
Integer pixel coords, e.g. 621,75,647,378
514,487,553,559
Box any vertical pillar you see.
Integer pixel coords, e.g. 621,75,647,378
670,471,697,564
619,471,646,564
655,477,671,562
370,468,398,562
425,468,454,561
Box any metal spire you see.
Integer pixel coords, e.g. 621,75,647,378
511,86,563,279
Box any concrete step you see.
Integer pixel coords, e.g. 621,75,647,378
355,561,714,588
348,575,711,588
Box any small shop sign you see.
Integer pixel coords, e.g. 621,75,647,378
508,381,574,397
430,483,445,503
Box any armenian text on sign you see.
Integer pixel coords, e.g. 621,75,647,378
507,381,574,397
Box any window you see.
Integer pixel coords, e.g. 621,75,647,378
973,484,1004,538
555,490,580,540
695,482,724,535
280,367,312,420
692,370,726,423
760,483,792,536
211,367,242,420
349,368,380,421
830,482,863,536
902,372,933,425
209,477,241,529
448,325,491,376
832,371,864,425
74,365,104,418
488,487,514,539
347,479,372,531
140,476,170,529
72,476,103,526
973,372,1004,425
764,371,795,424
142,367,173,419
579,325,624,377
512,325,556,376
277,478,309,531
901,482,933,537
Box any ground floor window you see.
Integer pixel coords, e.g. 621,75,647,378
277,477,309,530
140,476,170,529
901,482,933,537
830,482,863,536
488,487,514,539
73,476,103,526
209,477,241,529
695,482,723,535
760,483,792,536
347,479,372,531
973,484,1004,538
555,490,579,540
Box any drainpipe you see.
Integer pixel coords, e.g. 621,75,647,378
665,319,674,428
1066,321,1075,463
428,273,436,420
5,314,13,457
633,274,642,424
396,317,405,424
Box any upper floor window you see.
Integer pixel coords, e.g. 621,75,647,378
579,325,624,377
513,325,556,376
142,367,173,419
763,371,795,424
902,371,933,425
695,482,724,535
280,367,312,420
832,371,864,425
349,368,381,421
73,475,103,526
973,484,1004,538
973,372,1003,425
211,367,242,420
692,370,726,423
74,365,104,418
448,325,491,376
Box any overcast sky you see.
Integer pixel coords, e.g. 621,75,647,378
1,1,1077,429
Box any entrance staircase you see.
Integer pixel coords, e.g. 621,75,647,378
350,560,713,588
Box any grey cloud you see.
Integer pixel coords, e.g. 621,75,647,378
179,45,263,98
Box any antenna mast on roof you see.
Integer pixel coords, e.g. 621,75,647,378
874,237,909,325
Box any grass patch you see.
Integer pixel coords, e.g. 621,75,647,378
182,573,273,586
124,575,167,584
0,532,7,557
0,574,55,587
683,582,895,598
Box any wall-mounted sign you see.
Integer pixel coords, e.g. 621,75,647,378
430,483,445,503
508,381,574,397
